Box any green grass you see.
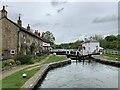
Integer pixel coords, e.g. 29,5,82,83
2,66,42,90
101,54,120,61
44,55,66,64
0,80,1,90
34,53,49,62
0,61,2,71
1,54,66,89
2,53,49,71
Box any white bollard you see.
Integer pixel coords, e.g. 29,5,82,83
53,53,56,56
22,73,27,78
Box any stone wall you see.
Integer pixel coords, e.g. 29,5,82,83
0,14,2,60
1,17,43,59
21,59,71,89
18,30,43,55
2,18,19,59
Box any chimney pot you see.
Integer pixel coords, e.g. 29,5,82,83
17,14,22,27
42,32,44,38
3,6,5,10
35,30,38,35
1,6,7,18
27,24,30,31
38,32,40,37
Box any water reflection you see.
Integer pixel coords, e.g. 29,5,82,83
37,60,118,89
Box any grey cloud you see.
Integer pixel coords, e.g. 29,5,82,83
31,22,51,27
46,13,51,16
3,2,117,44
8,11,20,22
51,0,67,7
62,24,73,28
93,15,118,23
57,7,64,13
54,23,60,26
5,5,13,8
32,22,42,27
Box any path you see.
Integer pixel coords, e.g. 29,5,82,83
1,54,52,79
92,55,108,60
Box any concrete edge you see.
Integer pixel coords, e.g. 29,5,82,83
92,56,120,67
21,59,71,90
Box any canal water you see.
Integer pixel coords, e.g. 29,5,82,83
37,60,118,88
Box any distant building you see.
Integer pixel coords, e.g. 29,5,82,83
0,6,50,60
42,38,51,52
80,38,100,55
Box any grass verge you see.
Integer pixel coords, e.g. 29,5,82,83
2,66,42,90
34,53,49,62
44,55,66,64
101,54,120,61
0,61,2,71
1,55,66,89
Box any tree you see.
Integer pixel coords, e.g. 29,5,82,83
92,35,103,41
44,31,55,44
55,40,83,49
105,35,117,42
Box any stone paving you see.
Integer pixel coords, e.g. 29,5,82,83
92,55,108,60
92,55,120,66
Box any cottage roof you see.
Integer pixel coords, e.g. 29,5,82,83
0,17,49,43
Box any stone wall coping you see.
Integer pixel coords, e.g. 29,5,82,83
21,59,71,89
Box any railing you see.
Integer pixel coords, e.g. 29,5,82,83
102,49,120,55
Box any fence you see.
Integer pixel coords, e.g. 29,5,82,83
102,49,120,55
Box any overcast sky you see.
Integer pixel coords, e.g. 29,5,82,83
0,0,118,44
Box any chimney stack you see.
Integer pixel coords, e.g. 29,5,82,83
27,24,30,31
42,32,45,38
1,6,7,18
35,30,38,35
38,32,40,37
17,14,22,27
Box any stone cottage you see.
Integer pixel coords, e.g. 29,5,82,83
0,6,50,60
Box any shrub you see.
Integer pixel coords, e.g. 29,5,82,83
28,60,35,64
6,59,15,65
15,60,21,65
2,61,9,68
17,55,31,64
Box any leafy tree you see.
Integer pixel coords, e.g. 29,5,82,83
54,34,119,50
44,31,55,44
87,34,118,50
92,35,103,41
105,35,117,42
117,35,120,50
55,40,83,49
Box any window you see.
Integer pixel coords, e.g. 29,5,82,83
83,46,85,50
32,37,36,43
89,47,90,50
23,35,27,43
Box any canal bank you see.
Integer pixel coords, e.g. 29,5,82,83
21,59,71,89
21,55,119,89
92,55,120,67
37,60,118,89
